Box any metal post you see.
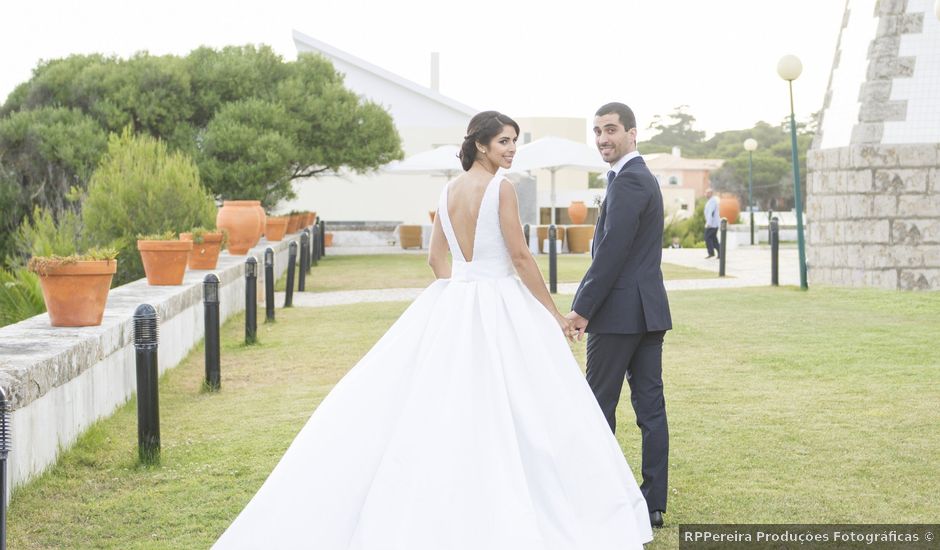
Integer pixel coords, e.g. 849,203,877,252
133,304,160,464
771,216,780,286
245,257,257,345
548,224,558,294
203,274,220,391
319,220,326,257
0,387,11,550
767,210,774,244
523,223,530,248
719,218,727,277
299,231,309,292
748,150,755,245
787,81,808,289
264,248,275,322
311,225,319,267
284,242,297,307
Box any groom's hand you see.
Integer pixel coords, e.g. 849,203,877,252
565,311,589,342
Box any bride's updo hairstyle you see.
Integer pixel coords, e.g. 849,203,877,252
458,111,520,171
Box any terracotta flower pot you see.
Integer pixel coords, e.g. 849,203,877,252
254,204,266,240
303,212,313,227
138,240,193,285
179,232,223,270
286,214,302,234
217,200,263,255
265,217,289,241
568,201,588,225
34,260,117,327
719,193,741,224
566,225,595,253
536,226,566,252
324,232,334,247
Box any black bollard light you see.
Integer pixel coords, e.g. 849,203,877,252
245,257,258,345
548,224,558,294
319,220,326,257
264,248,275,322
523,223,530,248
133,304,160,464
719,217,727,277
203,274,221,391
767,210,774,245
285,241,297,307
0,387,11,550
771,216,780,286
299,230,309,291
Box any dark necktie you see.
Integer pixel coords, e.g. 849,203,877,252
607,170,616,186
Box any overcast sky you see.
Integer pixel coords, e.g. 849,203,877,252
2,0,847,140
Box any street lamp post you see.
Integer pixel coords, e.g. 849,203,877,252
743,138,758,245
777,54,808,290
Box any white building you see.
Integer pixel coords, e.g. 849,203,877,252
285,31,592,226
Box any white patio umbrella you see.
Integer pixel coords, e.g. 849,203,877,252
383,145,462,178
508,136,607,224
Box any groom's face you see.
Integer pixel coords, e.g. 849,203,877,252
593,113,636,165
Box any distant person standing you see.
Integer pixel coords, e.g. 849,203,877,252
703,189,721,259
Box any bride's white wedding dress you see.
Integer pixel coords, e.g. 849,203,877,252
214,174,653,549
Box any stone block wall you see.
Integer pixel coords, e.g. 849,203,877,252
806,144,940,289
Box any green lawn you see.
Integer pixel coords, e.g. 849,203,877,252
8,286,939,548
277,253,715,292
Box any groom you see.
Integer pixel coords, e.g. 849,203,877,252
567,102,672,528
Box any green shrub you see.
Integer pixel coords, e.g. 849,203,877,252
0,267,45,327
9,204,86,266
663,198,706,248
83,129,216,285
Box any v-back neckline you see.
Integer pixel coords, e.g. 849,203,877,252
445,174,498,263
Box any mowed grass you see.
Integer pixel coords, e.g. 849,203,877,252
9,287,939,548
277,253,715,292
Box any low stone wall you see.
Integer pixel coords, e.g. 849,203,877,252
806,144,939,290
0,232,304,495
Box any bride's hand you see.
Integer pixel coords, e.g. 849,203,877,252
555,313,575,341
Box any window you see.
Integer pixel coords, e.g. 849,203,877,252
669,176,678,186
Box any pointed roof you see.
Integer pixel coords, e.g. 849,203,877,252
292,30,477,118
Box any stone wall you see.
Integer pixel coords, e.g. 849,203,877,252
806,144,940,289
0,233,302,495
807,0,939,289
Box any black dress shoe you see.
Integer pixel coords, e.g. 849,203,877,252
705,254,714,259
649,510,664,528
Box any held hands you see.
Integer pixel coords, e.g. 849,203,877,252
564,311,589,342
554,312,575,341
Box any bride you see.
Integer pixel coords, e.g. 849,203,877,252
213,111,653,549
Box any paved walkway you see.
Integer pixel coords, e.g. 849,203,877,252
279,245,801,308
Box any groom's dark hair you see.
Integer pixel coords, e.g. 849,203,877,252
596,102,636,131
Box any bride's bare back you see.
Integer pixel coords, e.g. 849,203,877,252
445,174,493,262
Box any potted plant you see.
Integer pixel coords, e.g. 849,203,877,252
216,200,263,255
27,248,118,327
265,216,289,241
137,231,193,285
180,227,226,270
286,210,303,234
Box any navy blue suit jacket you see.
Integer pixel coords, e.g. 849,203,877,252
572,156,672,334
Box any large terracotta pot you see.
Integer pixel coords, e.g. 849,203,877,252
536,226,566,252
303,212,315,227
286,214,302,234
566,225,595,253
254,204,267,241
568,201,588,225
180,232,223,270
217,200,262,254
34,260,117,327
719,193,741,224
138,240,193,285
324,232,334,247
